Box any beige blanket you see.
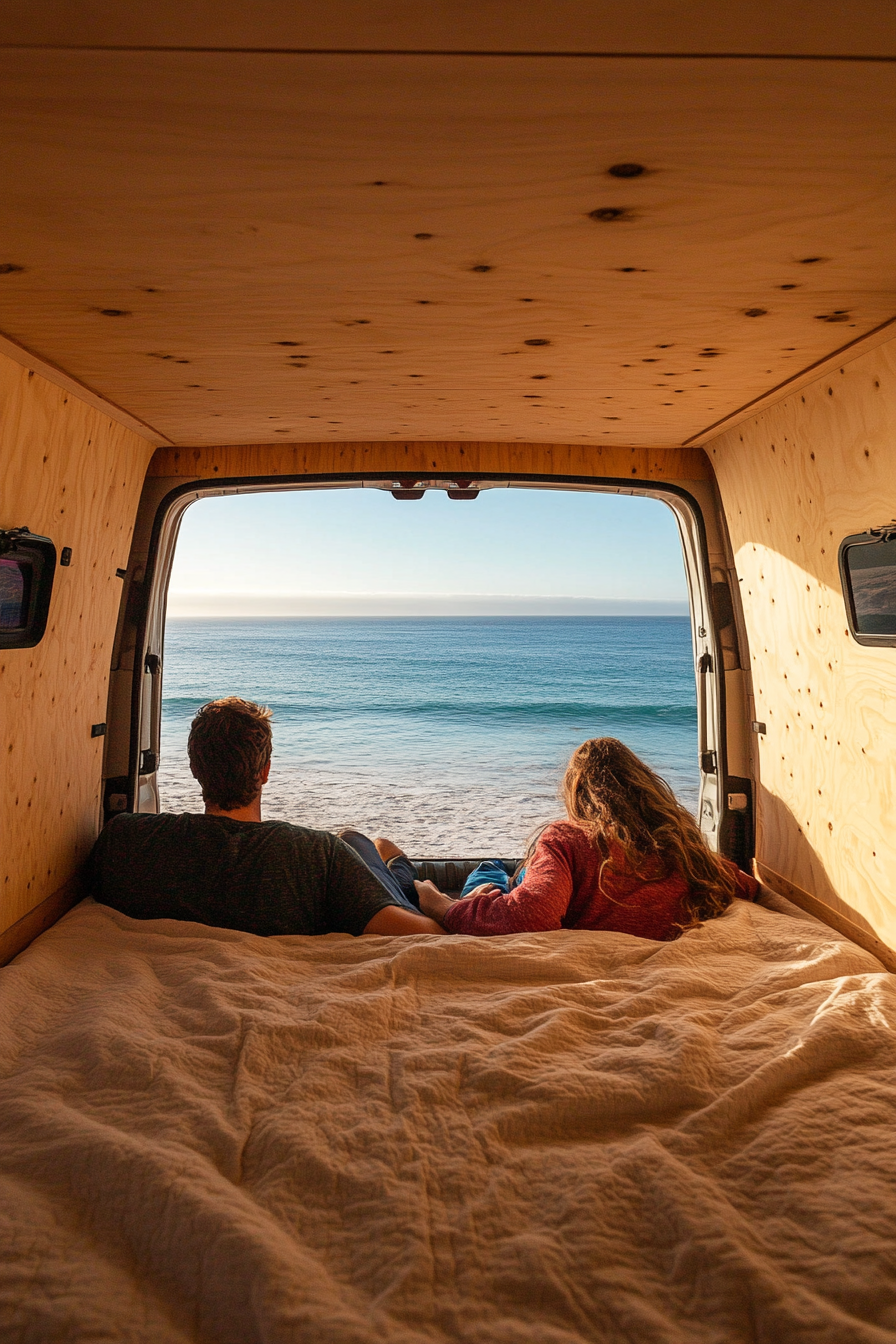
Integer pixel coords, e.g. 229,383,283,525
0,898,894,1343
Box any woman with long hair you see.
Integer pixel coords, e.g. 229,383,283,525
415,737,758,939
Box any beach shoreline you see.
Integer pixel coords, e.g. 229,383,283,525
158,760,566,857
159,616,699,856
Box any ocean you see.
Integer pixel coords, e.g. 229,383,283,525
159,617,698,856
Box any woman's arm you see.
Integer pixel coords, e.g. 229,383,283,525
424,832,575,936
414,879,501,924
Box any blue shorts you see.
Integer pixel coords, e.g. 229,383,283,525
338,830,420,910
460,860,517,899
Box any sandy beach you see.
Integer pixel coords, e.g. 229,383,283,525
158,759,563,858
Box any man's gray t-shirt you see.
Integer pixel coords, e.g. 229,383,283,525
87,813,400,937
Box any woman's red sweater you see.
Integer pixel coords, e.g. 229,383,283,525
441,821,758,940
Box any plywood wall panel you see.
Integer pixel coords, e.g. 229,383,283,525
0,353,154,936
709,337,896,945
147,441,710,481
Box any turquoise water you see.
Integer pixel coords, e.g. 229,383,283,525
159,617,698,854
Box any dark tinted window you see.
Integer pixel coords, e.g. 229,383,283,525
0,531,55,649
0,556,29,631
841,534,896,641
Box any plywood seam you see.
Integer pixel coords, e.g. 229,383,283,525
3,47,896,61
0,330,174,448
684,316,896,447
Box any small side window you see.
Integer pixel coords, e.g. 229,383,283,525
0,528,56,649
839,524,896,647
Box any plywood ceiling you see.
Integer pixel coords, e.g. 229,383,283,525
0,44,893,447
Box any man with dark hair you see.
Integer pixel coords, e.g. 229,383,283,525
88,697,442,937
187,696,275,812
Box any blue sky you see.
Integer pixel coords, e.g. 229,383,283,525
167,486,688,616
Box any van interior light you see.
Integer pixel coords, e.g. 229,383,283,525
390,479,480,500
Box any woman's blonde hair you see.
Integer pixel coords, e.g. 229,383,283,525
560,737,737,928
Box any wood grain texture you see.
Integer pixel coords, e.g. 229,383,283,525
148,441,711,481
0,328,171,445
685,315,896,446
0,876,83,967
4,0,895,56
710,337,896,947
0,51,892,449
0,353,154,936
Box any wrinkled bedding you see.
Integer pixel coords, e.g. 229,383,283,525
0,897,895,1344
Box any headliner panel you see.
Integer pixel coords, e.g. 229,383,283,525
0,49,893,447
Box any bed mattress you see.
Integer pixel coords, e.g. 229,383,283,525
0,897,894,1343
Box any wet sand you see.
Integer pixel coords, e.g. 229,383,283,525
158,760,562,858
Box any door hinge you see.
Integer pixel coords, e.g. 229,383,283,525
700,750,717,774
144,652,161,675
140,749,158,774
698,652,713,674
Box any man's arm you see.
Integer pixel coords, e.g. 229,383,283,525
362,905,444,935
326,835,445,935
416,879,464,924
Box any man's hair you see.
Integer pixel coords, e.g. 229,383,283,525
188,697,273,810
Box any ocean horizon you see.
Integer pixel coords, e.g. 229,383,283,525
159,616,699,855
167,595,690,618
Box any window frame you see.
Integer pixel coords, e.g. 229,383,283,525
106,470,751,863
838,526,896,648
